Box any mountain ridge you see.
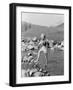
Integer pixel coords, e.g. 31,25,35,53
21,22,64,41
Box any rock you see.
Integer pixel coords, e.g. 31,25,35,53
45,73,50,76
32,37,37,42
21,69,29,77
29,68,38,76
33,71,44,77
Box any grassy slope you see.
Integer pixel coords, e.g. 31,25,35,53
21,22,64,41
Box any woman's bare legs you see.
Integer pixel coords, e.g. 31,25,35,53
34,50,40,63
44,52,49,68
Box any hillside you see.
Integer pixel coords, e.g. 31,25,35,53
21,22,64,41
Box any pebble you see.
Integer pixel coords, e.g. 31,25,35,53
33,71,44,77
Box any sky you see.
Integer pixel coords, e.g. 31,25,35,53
22,12,64,27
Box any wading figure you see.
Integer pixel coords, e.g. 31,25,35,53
35,33,49,68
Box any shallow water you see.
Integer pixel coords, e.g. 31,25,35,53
21,48,64,76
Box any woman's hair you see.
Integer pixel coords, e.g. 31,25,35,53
40,33,46,40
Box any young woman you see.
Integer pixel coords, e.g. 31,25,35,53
35,33,49,67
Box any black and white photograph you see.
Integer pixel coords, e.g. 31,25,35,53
10,3,71,86
21,12,64,77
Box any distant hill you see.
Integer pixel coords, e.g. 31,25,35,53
21,22,64,41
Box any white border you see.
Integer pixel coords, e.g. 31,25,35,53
16,6,69,84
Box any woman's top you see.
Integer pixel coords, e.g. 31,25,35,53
38,39,49,53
